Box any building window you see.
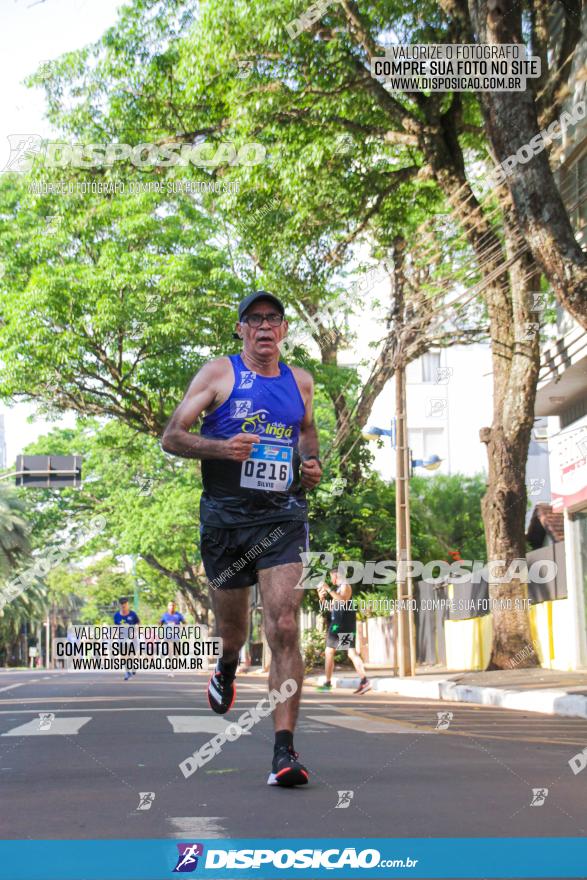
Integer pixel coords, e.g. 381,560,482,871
408,427,444,468
560,397,587,429
423,427,443,461
560,147,587,239
421,351,441,383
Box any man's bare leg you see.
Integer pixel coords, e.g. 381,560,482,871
211,586,250,665
325,646,335,682
257,561,304,732
348,647,366,679
207,586,251,714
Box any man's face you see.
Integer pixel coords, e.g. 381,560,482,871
167,602,175,613
237,300,287,358
120,602,129,615
329,570,339,586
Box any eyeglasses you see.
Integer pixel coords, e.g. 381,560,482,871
242,312,284,328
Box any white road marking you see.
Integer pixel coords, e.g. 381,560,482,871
0,696,267,706
307,714,433,734
166,716,251,734
1,717,92,736
0,680,41,693
166,817,227,839
0,706,306,715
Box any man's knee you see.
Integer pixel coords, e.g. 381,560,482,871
266,613,299,649
217,621,247,648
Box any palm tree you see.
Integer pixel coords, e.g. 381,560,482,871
0,486,33,664
0,486,30,578
0,580,49,666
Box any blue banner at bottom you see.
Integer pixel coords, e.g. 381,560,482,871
0,837,585,879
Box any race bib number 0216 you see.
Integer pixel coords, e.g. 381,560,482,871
240,444,293,492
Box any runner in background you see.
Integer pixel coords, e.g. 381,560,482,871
317,569,371,694
159,600,186,676
113,596,140,681
159,600,186,631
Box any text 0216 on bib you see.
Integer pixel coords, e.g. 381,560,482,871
240,444,293,492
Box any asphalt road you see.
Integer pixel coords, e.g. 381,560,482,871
0,667,586,871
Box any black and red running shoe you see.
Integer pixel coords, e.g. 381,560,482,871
207,662,236,715
267,746,309,787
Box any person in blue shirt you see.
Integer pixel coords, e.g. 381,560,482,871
161,291,323,788
160,601,186,677
113,596,140,680
159,601,186,627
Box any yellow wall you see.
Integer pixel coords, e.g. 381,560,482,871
529,598,574,671
444,614,493,671
443,598,574,671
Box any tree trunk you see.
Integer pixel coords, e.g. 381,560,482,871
480,423,536,667
480,241,541,667
469,0,587,331
420,113,541,668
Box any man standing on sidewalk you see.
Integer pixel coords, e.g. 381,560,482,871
317,569,371,694
162,291,322,786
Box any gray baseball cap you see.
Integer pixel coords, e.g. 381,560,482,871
237,291,285,321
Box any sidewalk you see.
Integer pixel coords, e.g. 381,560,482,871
304,666,587,720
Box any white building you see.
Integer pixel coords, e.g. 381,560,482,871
535,314,587,669
532,4,587,669
364,344,493,480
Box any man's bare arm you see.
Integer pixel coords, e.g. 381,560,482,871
292,368,322,489
161,360,256,462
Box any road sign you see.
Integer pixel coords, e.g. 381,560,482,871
15,455,82,488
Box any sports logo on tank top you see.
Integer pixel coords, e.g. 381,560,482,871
230,399,255,418
238,370,256,389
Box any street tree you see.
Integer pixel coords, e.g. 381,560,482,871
13,0,569,665
462,0,587,330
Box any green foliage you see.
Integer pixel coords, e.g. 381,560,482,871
0,172,245,433
355,590,397,620
0,486,31,578
301,627,350,675
19,420,206,608
46,554,181,625
302,470,486,611
409,473,487,562
0,0,492,642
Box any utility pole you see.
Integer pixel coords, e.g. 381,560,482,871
401,385,417,675
44,614,50,668
395,364,415,676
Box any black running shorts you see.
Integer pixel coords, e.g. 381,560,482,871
326,626,356,650
200,520,310,590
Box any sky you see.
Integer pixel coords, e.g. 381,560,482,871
0,0,123,466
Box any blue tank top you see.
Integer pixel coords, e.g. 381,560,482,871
199,354,308,527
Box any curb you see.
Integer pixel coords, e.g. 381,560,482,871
310,675,587,720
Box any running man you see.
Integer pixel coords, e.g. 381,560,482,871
160,601,186,628
317,569,371,694
160,600,186,676
114,596,140,681
162,291,322,786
